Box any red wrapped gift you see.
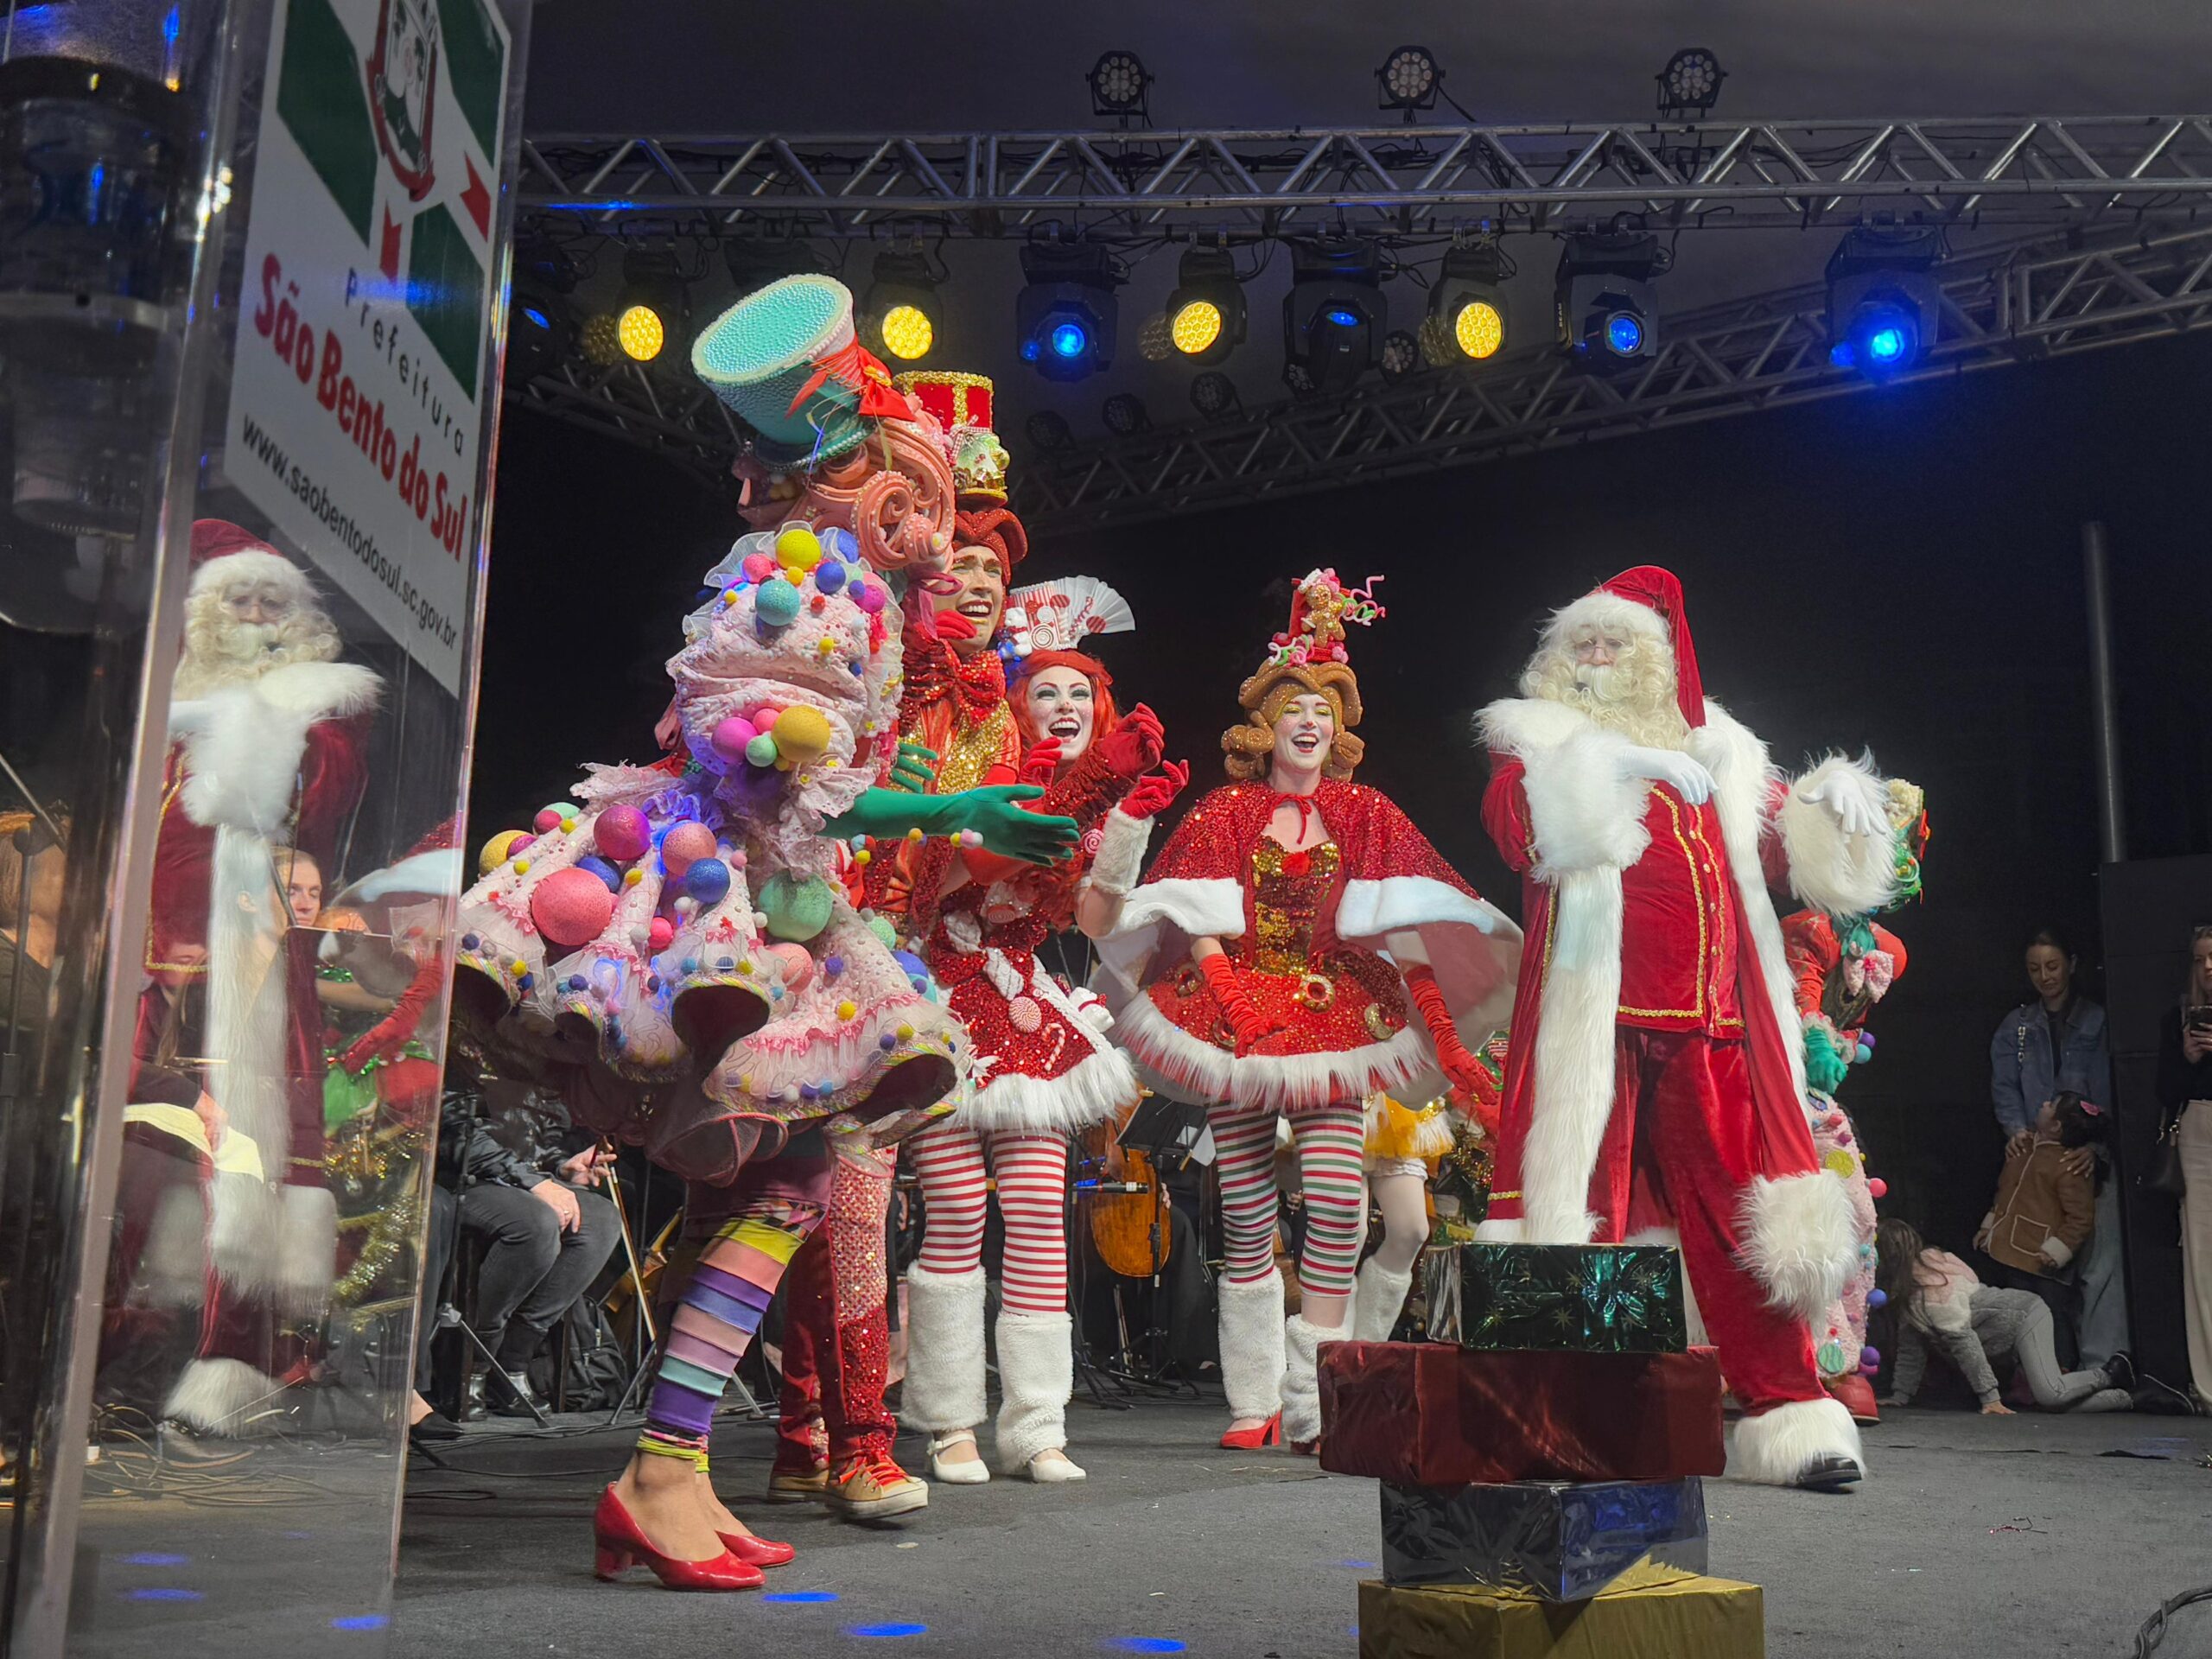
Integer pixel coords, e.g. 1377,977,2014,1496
1319,1340,1726,1486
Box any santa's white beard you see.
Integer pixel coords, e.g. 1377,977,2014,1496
1523,645,1691,750
173,609,340,698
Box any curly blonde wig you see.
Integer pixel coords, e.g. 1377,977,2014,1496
1221,660,1364,781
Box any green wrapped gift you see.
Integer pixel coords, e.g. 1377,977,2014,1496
1443,1243,1688,1354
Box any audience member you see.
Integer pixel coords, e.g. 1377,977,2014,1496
1988,926,2126,1369
2153,923,2212,1408
1978,1091,2103,1331
0,810,60,1047
1876,1217,2132,1414
414,1073,620,1428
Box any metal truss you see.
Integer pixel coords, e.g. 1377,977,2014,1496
519,114,2212,240
1007,222,2212,532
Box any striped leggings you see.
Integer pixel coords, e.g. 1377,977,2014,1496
1211,1101,1367,1298
906,1121,1070,1316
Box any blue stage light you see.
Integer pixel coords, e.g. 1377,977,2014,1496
1866,325,1906,361
330,1616,388,1631
521,306,550,331
765,1591,841,1604
1020,339,1041,361
1604,312,1644,355
125,1588,203,1603
1107,1639,1188,1654
120,1553,190,1567
848,1622,930,1638
1050,321,1090,359
1322,307,1360,327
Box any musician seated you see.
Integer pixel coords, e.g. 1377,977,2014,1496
413,1071,619,1433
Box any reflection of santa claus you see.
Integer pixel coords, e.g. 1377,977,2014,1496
135,521,378,1430
1477,567,1897,1491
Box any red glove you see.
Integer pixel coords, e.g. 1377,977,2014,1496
340,956,442,1074
1094,703,1166,779
1017,737,1062,787
1120,759,1189,822
1402,963,1486,1103
1199,951,1274,1054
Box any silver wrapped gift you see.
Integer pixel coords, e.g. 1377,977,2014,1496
1380,1478,1708,1601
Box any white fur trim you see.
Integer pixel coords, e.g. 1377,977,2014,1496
1281,1313,1329,1446
1519,865,1624,1243
899,1263,988,1433
958,1039,1139,1133
1777,753,1900,918
141,1185,211,1307
1726,1395,1865,1487
1351,1259,1417,1344
191,547,311,600
1472,1217,1523,1242
1115,991,1436,1116
1739,1172,1857,1321
206,819,292,1255
1217,1269,1287,1421
1478,700,1653,878
1339,876,1510,940
1084,807,1151,898
275,1183,338,1318
1339,875,1523,1056
178,661,378,835
1114,876,1244,942
1541,589,1674,653
207,1170,280,1293
993,1310,1074,1471
352,848,467,901
2039,1236,2075,1269
163,1357,287,1438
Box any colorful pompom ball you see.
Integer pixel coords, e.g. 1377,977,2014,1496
575,855,621,893
814,558,847,595
1866,1177,1889,1200
1859,1345,1881,1370
755,579,802,626
531,867,616,949
594,804,652,863
1867,1287,1888,1310
852,580,886,615
867,914,898,949
764,941,813,992
775,526,823,572
533,805,567,834
745,732,779,768
683,858,732,906
660,821,717,878
710,717,759,764
741,551,777,583
772,705,832,767
480,829,528,873
760,871,834,942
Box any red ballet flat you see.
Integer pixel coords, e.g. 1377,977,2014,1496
716,1529,796,1568
593,1485,764,1591
1219,1411,1283,1450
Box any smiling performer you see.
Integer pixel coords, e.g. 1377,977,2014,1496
1477,565,1900,1491
1100,570,1521,1450
899,581,1186,1485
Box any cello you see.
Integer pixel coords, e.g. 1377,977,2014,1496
1077,1094,1173,1280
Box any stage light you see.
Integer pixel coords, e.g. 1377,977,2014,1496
1016,244,1124,383
1427,240,1510,365
1283,238,1385,395
1656,47,1726,120
1026,410,1074,453
861,249,943,364
1190,370,1239,418
1375,44,1442,121
615,248,689,365
1164,246,1247,364
1554,230,1662,368
1825,226,1942,380
1089,50,1152,124
508,277,572,384
579,314,621,366
1101,392,1150,436
1379,329,1421,382
1283,359,1318,397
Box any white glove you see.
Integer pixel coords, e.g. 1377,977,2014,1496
1800,771,1885,839
1614,745,1715,805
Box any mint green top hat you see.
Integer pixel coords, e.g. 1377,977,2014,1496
691,274,879,467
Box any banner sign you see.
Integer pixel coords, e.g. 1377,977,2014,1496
226,0,512,694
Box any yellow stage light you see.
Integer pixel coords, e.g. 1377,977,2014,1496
617,303,664,362
1453,299,1503,359
879,302,935,361
580,313,622,366
1170,299,1224,356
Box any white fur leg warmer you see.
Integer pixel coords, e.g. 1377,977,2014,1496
898,1264,988,1433
1351,1258,1416,1344
1216,1268,1287,1423
1727,1395,1865,1487
1740,1172,1858,1323
1084,807,1152,897
1281,1313,1332,1446
992,1310,1073,1472
163,1357,286,1439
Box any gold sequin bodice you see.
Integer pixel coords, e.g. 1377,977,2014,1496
1249,839,1341,976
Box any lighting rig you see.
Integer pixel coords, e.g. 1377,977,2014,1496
1016,243,1126,382
1554,228,1665,367
1283,238,1387,396
1826,226,1944,378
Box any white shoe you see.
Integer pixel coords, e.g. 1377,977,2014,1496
927,1432,990,1484
1023,1447,1086,1484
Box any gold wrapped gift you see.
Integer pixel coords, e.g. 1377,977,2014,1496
1357,1563,1763,1659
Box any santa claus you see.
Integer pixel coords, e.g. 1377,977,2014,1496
136,520,379,1432
1476,566,1897,1491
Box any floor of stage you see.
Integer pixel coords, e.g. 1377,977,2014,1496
386,1397,2212,1657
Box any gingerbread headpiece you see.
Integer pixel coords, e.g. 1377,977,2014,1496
895,371,1009,505
1223,569,1384,781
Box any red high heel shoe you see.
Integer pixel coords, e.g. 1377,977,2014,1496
715,1529,796,1568
1219,1411,1283,1450
593,1485,764,1591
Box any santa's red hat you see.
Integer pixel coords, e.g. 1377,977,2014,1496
1538,563,1705,728
188,518,316,601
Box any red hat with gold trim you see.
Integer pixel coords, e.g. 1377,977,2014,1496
894,371,1008,504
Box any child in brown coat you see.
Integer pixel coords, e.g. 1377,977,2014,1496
1977,1092,2104,1276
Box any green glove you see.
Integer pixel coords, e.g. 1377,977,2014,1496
885,740,938,795
820,785,1079,867
1803,1021,1850,1096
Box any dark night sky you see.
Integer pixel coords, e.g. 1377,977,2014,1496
478,330,2212,1252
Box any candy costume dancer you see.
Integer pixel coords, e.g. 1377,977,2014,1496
1476,565,1900,1490
453,276,1075,1586
1101,572,1520,1447
901,618,1183,1484
1783,780,1928,1423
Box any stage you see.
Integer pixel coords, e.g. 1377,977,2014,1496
382,1402,2212,1657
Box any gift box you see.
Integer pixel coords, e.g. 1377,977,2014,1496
1357,1567,1764,1659
1433,1243,1688,1354
1381,1478,1707,1599
1319,1341,1725,1485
